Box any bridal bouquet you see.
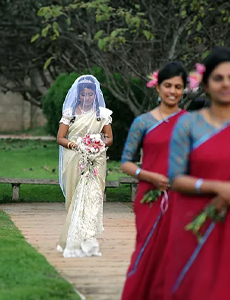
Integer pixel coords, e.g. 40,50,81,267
75,134,106,177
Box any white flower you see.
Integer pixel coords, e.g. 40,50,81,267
77,137,82,144
94,134,101,140
79,144,85,151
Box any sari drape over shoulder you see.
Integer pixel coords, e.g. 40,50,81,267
121,110,186,300
166,113,230,300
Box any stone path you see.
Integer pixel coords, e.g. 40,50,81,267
0,202,135,300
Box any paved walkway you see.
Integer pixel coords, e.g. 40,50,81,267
1,202,135,300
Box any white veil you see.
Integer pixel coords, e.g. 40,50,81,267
59,75,107,196
62,75,105,118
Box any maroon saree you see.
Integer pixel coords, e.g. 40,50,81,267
122,110,186,300
165,124,230,300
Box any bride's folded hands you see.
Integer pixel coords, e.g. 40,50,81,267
67,141,77,150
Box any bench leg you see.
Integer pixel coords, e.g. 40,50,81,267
11,184,20,201
103,187,107,202
131,184,137,202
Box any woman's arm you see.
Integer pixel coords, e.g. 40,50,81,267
172,176,230,204
121,162,169,191
169,115,230,200
171,175,218,194
103,124,113,147
121,115,169,190
57,123,77,149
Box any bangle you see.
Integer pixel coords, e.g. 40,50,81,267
195,179,203,194
135,168,142,178
67,142,71,149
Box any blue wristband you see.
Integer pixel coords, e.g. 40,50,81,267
195,179,203,194
135,168,141,178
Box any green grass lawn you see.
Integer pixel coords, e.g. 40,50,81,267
0,126,49,137
0,140,130,202
0,210,81,300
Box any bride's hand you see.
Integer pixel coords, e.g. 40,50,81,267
69,142,77,150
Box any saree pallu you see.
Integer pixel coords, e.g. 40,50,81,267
122,110,186,300
165,124,230,300
57,112,108,257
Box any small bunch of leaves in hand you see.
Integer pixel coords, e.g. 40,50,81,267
141,189,162,205
185,204,226,242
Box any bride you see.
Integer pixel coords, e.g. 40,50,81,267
56,75,113,258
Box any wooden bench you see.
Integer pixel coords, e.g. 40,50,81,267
119,177,138,201
0,177,119,201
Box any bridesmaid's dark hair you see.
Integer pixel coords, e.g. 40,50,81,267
202,46,230,85
158,62,187,88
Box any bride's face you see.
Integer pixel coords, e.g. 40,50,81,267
79,88,95,108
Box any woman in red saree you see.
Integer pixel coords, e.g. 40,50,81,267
121,62,187,300
166,47,230,300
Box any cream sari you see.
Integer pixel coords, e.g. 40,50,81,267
57,108,112,257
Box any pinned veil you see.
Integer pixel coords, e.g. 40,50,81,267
62,75,105,119
59,75,107,195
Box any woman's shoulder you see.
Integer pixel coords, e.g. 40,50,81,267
128,112,156,133
133,112,154,123
175,110,204,132
178,110,203,122
99,107,113,118
63,108,73,117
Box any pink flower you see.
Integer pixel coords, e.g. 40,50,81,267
79,164,85,171
94,140,102,145
93,167,98,176
188,74,200,89
188,63,206,90
146,80,157,88
146,70,159,88
85,139,91,145
195,63,206,75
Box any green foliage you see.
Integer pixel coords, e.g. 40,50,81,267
30,33,40,43
0,0,56,106
0,210,81,300
44,56,55,70
31,0,230,115
42,72,79,137
2,0,230,114
36,1,154,54
175,0,230,44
